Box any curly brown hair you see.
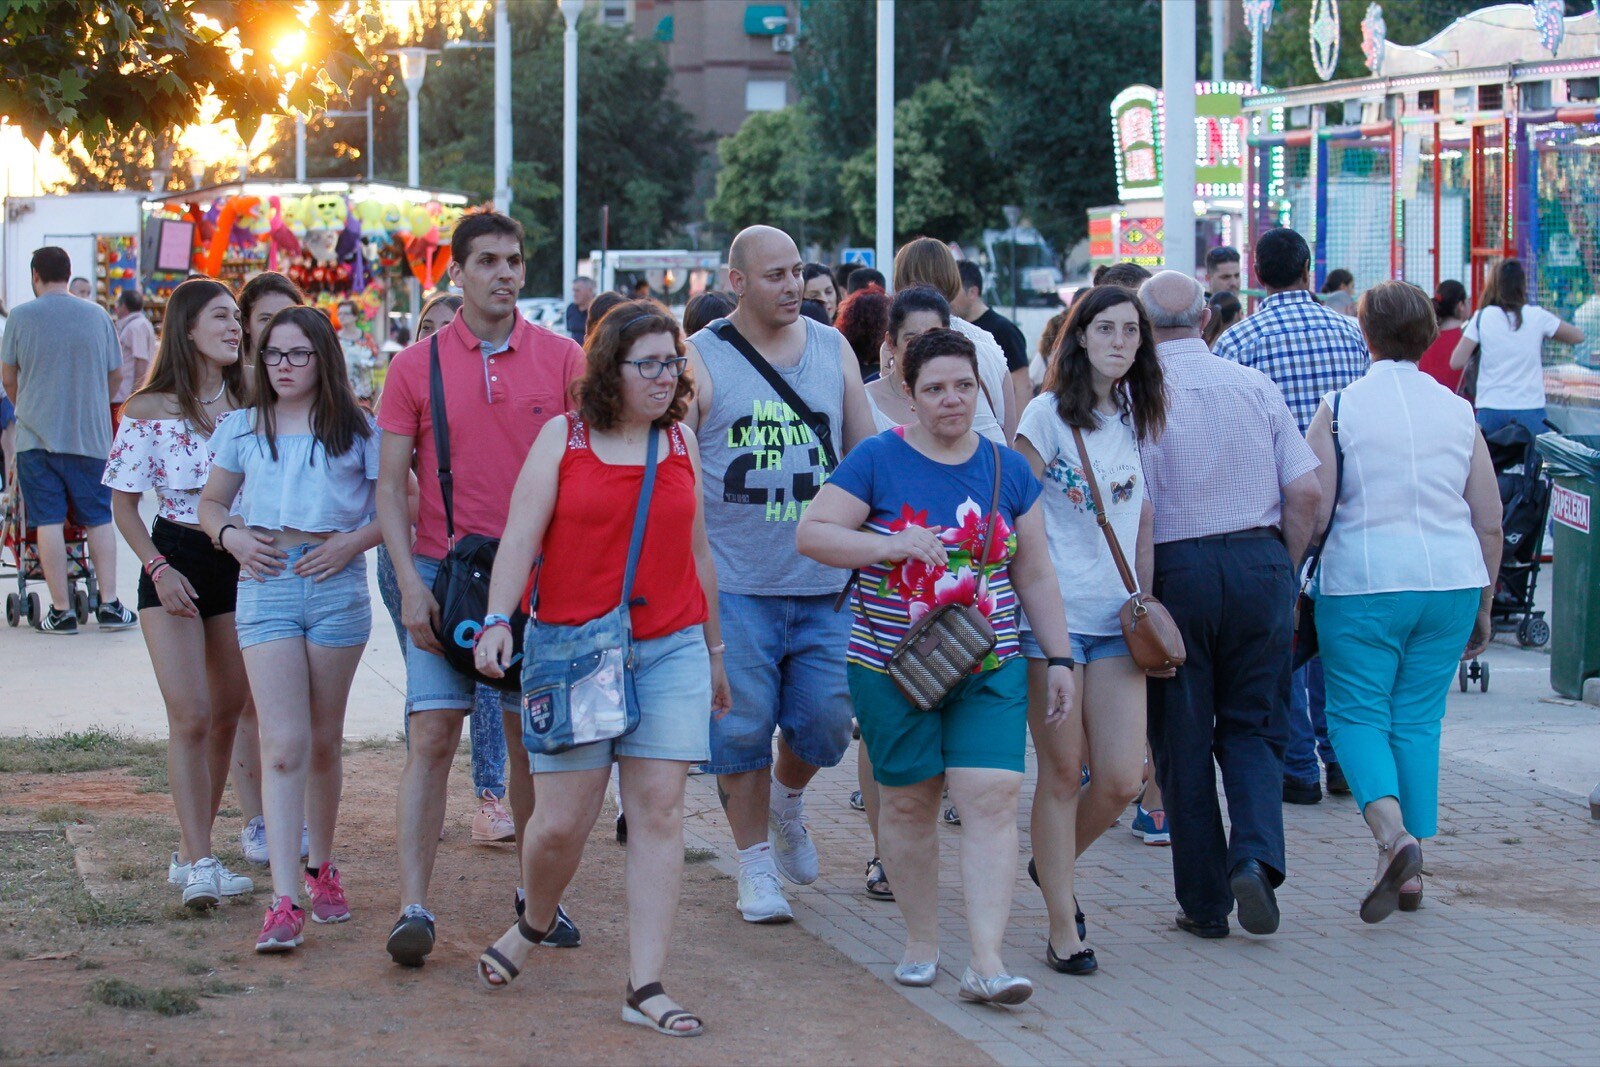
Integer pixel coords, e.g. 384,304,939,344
576,299,693,431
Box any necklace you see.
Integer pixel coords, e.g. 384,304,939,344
201,379,226,404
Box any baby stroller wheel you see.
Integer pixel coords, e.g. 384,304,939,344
5,593,18,627
25,591,41,628
1518,617,1550,648
72,588,90,624
1479,662,1491,693
1458,662,1470,693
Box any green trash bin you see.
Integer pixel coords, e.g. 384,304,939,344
1537,433,1600,698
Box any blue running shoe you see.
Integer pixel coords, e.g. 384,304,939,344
1130,804,1170,846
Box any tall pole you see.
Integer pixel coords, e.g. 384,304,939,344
1209,0,1226,82
407,94,420,188
1162,0,1197,277
494,1,512,214
295,116,306,181
365,97,375,182
875,0,894,287
561,0,583,294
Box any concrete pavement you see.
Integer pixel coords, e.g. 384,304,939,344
5,499,1600,1063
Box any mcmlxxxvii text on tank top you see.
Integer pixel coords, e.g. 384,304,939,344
691,316,847,596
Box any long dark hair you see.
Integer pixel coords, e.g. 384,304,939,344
252,305,371,461
1480,259,1528,329
1043,285,1165,443
1202,291,1242,347
132,277,248,436
237,271,306,361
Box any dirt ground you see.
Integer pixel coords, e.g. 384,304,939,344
0,743,987,1066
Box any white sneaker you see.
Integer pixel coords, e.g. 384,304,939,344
737,867,794,924
182,856,223,910
241,817,269,865
300,823,310,860
169,853,255,896
768,806,819,886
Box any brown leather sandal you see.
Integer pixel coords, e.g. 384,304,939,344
1398,875,1423,912
623,981,704,1037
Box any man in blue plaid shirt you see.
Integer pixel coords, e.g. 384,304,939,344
1213,227,1369,808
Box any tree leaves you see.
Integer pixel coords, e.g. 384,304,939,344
0,0,370,148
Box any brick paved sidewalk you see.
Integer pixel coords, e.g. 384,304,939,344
682,744,1600,1066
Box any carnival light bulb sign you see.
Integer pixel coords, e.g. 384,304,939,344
1310,0,1340,82
1112,86,1162,202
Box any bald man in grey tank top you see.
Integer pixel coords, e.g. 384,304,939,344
684,225,875,924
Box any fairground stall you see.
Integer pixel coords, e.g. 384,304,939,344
140,180,472,356
1240,3,1600,428
1087,81,1284,275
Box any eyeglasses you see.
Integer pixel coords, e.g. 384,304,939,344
626,357,687,380
260,347,315,367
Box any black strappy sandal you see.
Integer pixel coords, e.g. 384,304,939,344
865,857,894,901
624,981,704,1037
477,914,549,990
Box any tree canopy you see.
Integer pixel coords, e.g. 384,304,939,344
705,108,843,255
0,0,371,147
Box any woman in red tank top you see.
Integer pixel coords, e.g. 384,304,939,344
474,301,728,1036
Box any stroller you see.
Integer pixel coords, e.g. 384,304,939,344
1,458,100,628
1459,422,1552,692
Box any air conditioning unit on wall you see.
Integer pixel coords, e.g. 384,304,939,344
773,34,796,53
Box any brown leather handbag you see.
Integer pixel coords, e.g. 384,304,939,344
886,439,1004,711
1070,425,1185,672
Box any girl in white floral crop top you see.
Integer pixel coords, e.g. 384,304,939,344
100,278,258,914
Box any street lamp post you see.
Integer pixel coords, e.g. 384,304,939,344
391,47,437,189
1003,204,1021,321
875,0,894,287
495,1,512,214
561,0,583,296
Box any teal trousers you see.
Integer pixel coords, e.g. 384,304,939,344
1314,588,1478,838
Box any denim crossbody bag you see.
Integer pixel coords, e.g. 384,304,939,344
520,427,659,755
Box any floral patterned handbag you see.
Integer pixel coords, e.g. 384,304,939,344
885,440,1004,711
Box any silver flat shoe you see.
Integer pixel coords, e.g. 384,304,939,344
893,951,939,987
958,966,1033,1006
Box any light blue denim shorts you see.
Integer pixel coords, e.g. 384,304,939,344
1018,628,1131,664
234,545,371,650
530,624,712,773
404,555,520,716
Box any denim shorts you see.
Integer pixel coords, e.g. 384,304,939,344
404,555,520,716
234,545,371,650
17,449,112,528
531,624,712,773
708,592,854,775
1018,628,1131,664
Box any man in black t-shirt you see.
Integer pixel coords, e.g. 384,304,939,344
953,259,1032,410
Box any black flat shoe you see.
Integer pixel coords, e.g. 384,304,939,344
1324,762,1351,796
1398,876,1423,912
1046,942,1097,975
1283,776,1322,805
1026,858,1086,941
1175,912,1229,939
1230,859,1281,935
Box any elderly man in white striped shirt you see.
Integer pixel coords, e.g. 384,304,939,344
1135,271,1322,941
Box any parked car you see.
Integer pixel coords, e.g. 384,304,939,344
517,297,566,332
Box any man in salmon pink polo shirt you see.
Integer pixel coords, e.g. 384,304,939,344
376,212,586,967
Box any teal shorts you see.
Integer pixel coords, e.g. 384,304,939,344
847,656,1028,787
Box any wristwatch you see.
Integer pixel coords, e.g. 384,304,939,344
1046,656,1076,670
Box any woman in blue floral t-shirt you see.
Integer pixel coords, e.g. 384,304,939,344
799,328,1074,1007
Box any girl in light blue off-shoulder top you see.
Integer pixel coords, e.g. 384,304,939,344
198,305,383,956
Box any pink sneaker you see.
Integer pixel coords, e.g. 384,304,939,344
256,896,305,952
471,791,516,844
304,864,351,924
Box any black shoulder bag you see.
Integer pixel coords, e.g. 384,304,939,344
428,334,530,692
1455,310,1482,404
1293,390,1343,671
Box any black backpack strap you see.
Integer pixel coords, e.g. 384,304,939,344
712,320,838,470
428,334,455,547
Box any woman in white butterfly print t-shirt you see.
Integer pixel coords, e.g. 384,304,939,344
1014,285,1169,975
